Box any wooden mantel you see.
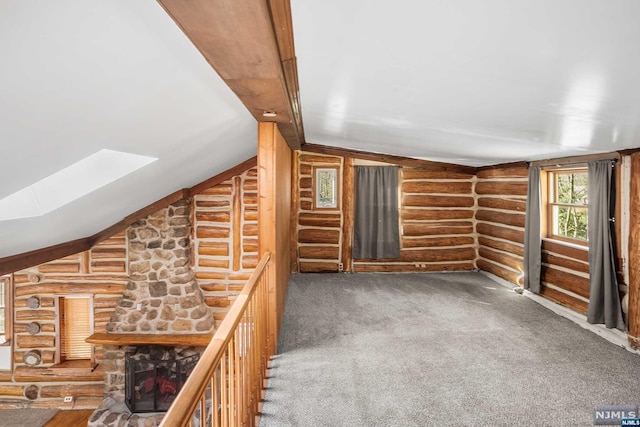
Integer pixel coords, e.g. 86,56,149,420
86,332,213,347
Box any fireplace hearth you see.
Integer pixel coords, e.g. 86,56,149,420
125,346,199,413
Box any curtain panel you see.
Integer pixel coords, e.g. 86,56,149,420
587,160,625,330
353,166,400,260
523,166,542,293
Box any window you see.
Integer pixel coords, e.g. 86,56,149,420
353,166,400,259
545,168,588,243
0,276,13,345
56,295,94,364
313,166,339,209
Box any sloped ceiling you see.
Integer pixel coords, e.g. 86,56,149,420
291,0,640,166
0,1,256,258
4,0,640,262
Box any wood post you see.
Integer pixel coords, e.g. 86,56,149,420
232,176,242,272
341,157,354,272
257,122,292,356
290,150,300,272
628,153,640,348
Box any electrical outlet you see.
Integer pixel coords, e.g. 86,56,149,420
338,262,344,272
63,396,73,403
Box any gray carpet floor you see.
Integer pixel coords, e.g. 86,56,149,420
259,272,640,427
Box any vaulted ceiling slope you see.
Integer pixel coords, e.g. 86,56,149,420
0,1,257,258
291,0,640,166
5,0,640,263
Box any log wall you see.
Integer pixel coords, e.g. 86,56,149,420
295,153,628,320
294,151,476,273
295,152,344,273
193,167,259,323
473,165,593,313
0,166,257,408
539,240,590,314
3,233,127,408
475,166,527,284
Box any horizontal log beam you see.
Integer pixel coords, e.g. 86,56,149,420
16,310,55,322
476,259,520,284
402,181,472,194
540,284,588,314
14,366,104,382
16,335,55,349
403,195,475,208
400,247,476,262
476,223,525,244
401,209,474,221
402,169,475,180
403,222,474,236
476,164,528,178
475,181,528,196
402,236,475,248
353,262,474,273
15,283,125,297
298,213,341,228
542,239,588,262
298,153,342,164
478,236,524,257
542,252,589,274
542,267,589,298
477,197,526,212
298,229,340,244
355,247,476,263
299,261,339,273
0,385,26,397
40,383,104,398
298,246,340,260
478,247,523,271
476,209,525,228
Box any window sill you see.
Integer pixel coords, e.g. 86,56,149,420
542,237,588,251
51,360,98,372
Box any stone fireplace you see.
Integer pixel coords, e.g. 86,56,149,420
89,200,214,427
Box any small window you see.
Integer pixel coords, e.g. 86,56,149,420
546,169,588,244
56,295,94,363
313,166,340,210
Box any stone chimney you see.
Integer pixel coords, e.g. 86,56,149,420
107,199,214,334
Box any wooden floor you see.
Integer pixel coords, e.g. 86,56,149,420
43,409,93,427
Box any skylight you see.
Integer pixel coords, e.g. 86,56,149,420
0,149,157,221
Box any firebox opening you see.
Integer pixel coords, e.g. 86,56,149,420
125,346,199,413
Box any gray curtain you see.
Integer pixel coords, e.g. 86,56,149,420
353,166,400,259
586,160,625,330
523,166,542,293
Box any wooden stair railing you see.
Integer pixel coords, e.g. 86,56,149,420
160,252,272,427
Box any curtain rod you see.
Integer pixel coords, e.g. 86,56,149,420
529,151,620,168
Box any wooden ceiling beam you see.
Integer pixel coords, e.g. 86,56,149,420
157,0,304,149
303,143,478,175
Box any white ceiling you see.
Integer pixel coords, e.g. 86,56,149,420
0,1,256,257
291,0,640,166
4,0,640,260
